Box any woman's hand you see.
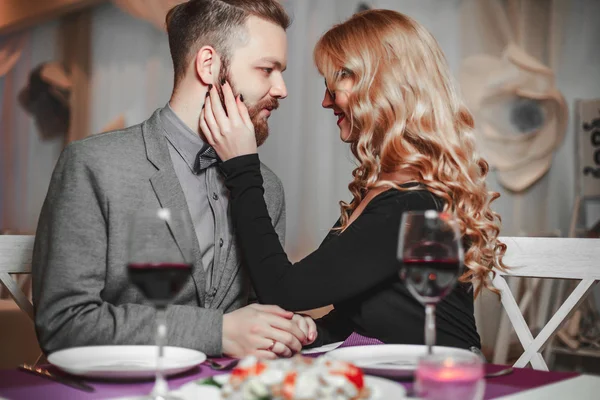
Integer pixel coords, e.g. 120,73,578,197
200,81,257,161
292,313,318,346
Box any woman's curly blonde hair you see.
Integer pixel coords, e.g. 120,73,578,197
314,9,507,296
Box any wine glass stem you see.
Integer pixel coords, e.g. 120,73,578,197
152,307,168,398
425,304,436,354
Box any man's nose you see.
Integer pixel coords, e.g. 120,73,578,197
270,74,288,99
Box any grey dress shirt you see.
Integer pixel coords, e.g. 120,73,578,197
159,104,229,293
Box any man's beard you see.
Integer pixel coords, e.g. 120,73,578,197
217,66,278,147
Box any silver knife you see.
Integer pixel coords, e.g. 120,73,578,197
19,364,95,392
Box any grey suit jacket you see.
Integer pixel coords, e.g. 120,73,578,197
32,109,286,356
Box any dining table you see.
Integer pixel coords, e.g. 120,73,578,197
0,333,589,400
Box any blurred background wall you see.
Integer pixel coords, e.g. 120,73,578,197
1,0,599,367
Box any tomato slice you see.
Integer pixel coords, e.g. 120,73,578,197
282,372,298,400
332,364,364,390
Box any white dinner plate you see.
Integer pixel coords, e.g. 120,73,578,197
326,344,475,378
174,373,407,399
48,345,206,379
364,376,408,399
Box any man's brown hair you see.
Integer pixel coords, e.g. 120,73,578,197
166,0,290,87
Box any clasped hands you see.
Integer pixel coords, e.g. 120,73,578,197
223,304,317,359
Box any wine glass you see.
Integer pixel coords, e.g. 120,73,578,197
127,208,194,400
397,210,464,354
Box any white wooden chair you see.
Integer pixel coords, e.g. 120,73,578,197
492,236,600,370
0,235,35,320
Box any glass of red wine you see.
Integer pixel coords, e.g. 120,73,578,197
398,210,463,355
127,208,193,399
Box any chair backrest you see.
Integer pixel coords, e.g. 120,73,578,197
0,235,35,320
492,236,600,370
498,237,600,280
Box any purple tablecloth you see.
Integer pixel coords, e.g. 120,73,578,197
0,333,578,399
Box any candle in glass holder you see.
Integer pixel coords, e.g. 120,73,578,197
415,353,485,400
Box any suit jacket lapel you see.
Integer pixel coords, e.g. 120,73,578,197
142,110,207,304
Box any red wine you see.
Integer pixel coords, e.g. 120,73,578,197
128,263,192,308
400,258,460,304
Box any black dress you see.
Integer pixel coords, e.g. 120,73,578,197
220,154,480,349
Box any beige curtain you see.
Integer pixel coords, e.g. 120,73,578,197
111,0,186,31
0,33,26,77
60,10,93,144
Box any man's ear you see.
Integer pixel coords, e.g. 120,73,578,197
194,45,220,86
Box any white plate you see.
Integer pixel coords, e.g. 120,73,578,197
179,373,406,399
167,383,222,400
109,385,222,400
48,345,206,379
365,376,408,399
326,344,475,377
301,341,344,354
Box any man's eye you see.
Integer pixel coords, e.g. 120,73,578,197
262,68,273,74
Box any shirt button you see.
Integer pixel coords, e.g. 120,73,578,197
219,238,224,247
211,287,218,296
212,193,219,200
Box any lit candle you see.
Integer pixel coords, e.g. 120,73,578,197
415,354,485,400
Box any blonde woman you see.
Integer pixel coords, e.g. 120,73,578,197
200,9,506,350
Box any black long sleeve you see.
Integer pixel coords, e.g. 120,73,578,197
221,154,480,350
221,154,437,311
309,309,355,348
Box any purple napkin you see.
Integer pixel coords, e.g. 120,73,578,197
338,332,385,348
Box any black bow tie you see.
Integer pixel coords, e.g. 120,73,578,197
193,146,220,173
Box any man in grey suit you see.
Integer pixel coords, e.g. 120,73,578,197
33,0,316,359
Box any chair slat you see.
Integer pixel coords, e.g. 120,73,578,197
513,279,597,369
0,272,34,320
498,237,600,280
0,235,35,273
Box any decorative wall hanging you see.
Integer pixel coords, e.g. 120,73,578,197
461,44,568,192
18,62,72,140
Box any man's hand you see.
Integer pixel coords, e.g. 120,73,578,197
222,304,307,359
